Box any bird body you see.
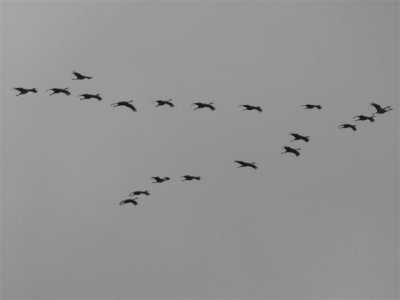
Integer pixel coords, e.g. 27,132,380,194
182,175,201,181
111,100,137,112
119,198,138,206
370,102,392,115
234,160,258,169
282,146,301,156
153,99,174,107
152,176,170,183
240,105,262,112
290,133,310,142
72,71,92,80
192,102,215,111
79,93,102,101
339,124,357,131
354,115,374,122
46,88,71,95
301,104,322,110
129,190,150,196
14,87,37,96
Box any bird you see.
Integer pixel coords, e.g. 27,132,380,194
353,115,375,122
290,133,310,142
370,102,392,115
192,102,215,111
153,99,174,107
119,198,138,206
182,175,201,181
152,176,170,183
282,146,301,156
240,105,262,112
72,71,92,80
46,88,71,96
129,190,150,196
13,87,37,96
234,160,258,169
301,104,322,110
78,93,102,101
111,100,137,112
339,124,357,131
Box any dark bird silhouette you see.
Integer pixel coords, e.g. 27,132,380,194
192,102,215,111
129,190,150,196
339,124,357,131
111,100,137,112
153,99,174,107
182,175,201,181
290,133,310,142
72,71,92,80
46,88,71,96
119,198,138,206
301,104,322,110
240,105,262,112
370,102,392,115
282,146,301,156
13,87,37,96
353,115,375,122
152,176,170,183
234,160,258,169
78,93,102,101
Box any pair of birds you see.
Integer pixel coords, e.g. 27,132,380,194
339,102,392,131
281,133,311,157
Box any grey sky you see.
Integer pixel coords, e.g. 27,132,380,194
1,1,398,299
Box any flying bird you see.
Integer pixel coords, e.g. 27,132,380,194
152,176,170,183
370,102,392,115
153,99,174,107
339,124,357,131
129,190,150,196
119,198,138,206
353,115,374,122
301,104,322,110
111,100,137,112
290,133,310,142
78,93,102,101
282,146,301,157
192,102,215,111
240,105,262,112
13,87,37,96
46,88,71,96
72,71,92,80
182,175,201,181
234,160,258,169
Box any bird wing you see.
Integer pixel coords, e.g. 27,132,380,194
123,103,137,111
370,102,382,111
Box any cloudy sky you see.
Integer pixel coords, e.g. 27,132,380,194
1,1,398,299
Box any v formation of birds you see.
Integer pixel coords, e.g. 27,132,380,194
13,71,393,207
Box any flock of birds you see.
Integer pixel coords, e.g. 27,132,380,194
13,71,393,206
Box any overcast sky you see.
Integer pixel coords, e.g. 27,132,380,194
1,1,398,299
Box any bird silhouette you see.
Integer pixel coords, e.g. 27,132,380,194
182,175,201,181
353,115,374,122
153,99,174,107
240,105,262,112
301,104,322,110
234,160,258,169
119,198,138,206
129,190,150,196
290,133,310,142
370,102,392,115
46,88,71,96
111,100,137,112
339,124,357,131
192,102,215,111
152,176,170,183
72,71,92,80
282,146,301,156
78,93,102,101
13,87,37,96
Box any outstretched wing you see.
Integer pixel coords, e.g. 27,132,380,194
123,103,137,112
370,102,382,112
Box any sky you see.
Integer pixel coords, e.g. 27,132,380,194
1,1,399,299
